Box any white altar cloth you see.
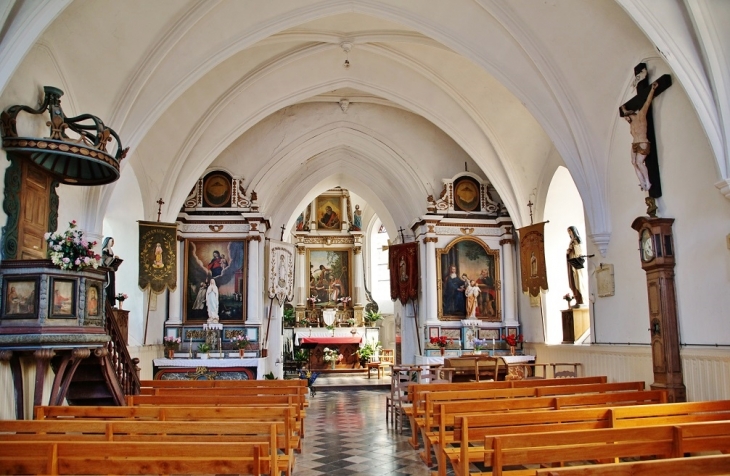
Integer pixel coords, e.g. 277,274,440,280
153,358,265,379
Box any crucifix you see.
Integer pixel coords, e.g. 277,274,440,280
156,198,164,222
280,224,286,241
398,226,406,243
527,200,534,225
619,63,671,199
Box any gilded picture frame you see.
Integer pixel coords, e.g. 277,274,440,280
51,278,76,318
2,278,38,318
437,236,501,321
307,248,352,307
184,239,246,322
315,197,342,230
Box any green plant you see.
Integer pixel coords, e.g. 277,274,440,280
364,310,383,325
197,342,211,353
294,349,309,362
264,372,277,380
356,341,382,362
283,307,296,327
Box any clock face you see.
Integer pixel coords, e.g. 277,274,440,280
641,229,655,262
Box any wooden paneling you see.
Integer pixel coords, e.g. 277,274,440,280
17,162,52,259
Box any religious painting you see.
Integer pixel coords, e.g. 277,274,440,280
315,197,342,230
2,278,38,318
87,283,101,317
428,327,440,339
388,242,419,305
462,327,477,350
437,236,501,321
453,176,480,212
307,249,351,307
138,221,178,294
51,279,75,317
203,172,232,207
184,239,245,322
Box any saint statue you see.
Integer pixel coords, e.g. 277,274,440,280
465,280,481,318
566,226,586,306
206,278,219,323
101,237,122,305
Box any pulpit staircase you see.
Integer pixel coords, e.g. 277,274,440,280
54,300,140,406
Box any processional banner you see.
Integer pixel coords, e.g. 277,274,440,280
267,240,295,305
518,222,548,297
388,242,419,305
138,221,178,294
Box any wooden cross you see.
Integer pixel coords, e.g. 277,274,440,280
398,226,405,243
280,224,286,241
619,63,672,198
156,198,165,222
527,200,534,225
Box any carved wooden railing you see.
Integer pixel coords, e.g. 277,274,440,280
104,300,140,396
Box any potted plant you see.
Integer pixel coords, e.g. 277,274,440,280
45,220,102,271
232,334,249,358
283,307,296,327
502,333,524,355
294,349,309,366
355,342,381,368
197,342,211,359
346,318,356,327
364,310,383,327
115,293,128,310
429,336,451,355
323,347,340,370
472,338,487,355
163,336,181,359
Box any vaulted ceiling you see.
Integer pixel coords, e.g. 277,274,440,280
1,0,727,243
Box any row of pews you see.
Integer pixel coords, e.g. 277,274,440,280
0,378,309,475
402,375,730,476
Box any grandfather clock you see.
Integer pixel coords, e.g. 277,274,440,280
630,216,686,402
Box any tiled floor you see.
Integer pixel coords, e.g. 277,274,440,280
293,387,434,476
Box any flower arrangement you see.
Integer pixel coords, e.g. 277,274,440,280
44,220,101,271
306,296,319,307
472,338,488,351
338,296,351,307
323,347,339,362
299,369,320,396
563,293,574,307
364,309,383,325
116,293,128,303
355,341,382,362
231,334,249,349
346,318,356,326
163,336,181,350
198,342,211,354
502,333,524,347
430,336,451,348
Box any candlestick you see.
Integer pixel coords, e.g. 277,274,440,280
189,336,193,358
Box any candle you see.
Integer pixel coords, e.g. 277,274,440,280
492,338,495,347
189,336,193,358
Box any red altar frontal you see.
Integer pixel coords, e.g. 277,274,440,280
299,336,363,371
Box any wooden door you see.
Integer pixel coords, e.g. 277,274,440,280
17,161,52,259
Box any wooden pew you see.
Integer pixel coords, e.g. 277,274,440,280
535,453,730,476
468,420,730,476
0,440,272,475
415,382,652,464
422,389,667,468
406,376,607,448
140,378,307,388
35,404,302,452
0,420,291,476
447,399,730,476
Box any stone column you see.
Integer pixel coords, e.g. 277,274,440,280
296,244,306,306
353,244,363,306
500,236,518,326
310,202,317,231
247,230,262,324
166,239,184,323
340,195,348,231
424,233,439,324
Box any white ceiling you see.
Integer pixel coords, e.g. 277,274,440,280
1,0,727,241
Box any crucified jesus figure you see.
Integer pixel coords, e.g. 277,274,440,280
621,81,658,191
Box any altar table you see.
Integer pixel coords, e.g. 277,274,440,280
152,358,264,380
298,336,363,371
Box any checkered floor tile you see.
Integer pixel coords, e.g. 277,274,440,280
293,388,444,476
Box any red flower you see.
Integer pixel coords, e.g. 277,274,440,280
430,336,451,348
502,334,523,346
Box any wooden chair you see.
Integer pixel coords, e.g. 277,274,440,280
391,370,413,433
474,356,501,382
552,362,582,378
380,349,395,375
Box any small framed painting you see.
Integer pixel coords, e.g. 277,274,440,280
51,279,76,317
3,278,38,318
478,328,500,340
428,327,440,339
440,328,461,341
462,327,477,350
87,283,101,317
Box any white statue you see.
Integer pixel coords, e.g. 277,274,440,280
206,278,219,323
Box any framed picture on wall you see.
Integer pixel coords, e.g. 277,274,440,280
437,236,501,321
2,278,38,318
184,239,246,322
462,327,477,349
315,196,342,230
51,279,76,318
86,282,101,317
307,249,352,307
428,327,440,339
478,328,500,340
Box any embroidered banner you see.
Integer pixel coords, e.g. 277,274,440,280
518,222,548,297
138,221,178,294
388,241,419,305
267,240,295,305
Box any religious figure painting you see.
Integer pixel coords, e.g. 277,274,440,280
184,239,245,322
51,279,75,317
87,284,100,317
437,236,501,321
316,197,341,230
307,249,351,307
3,279,37,318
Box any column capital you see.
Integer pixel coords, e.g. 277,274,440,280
353,246,362,255
424,237,438,243
499,238,514,246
